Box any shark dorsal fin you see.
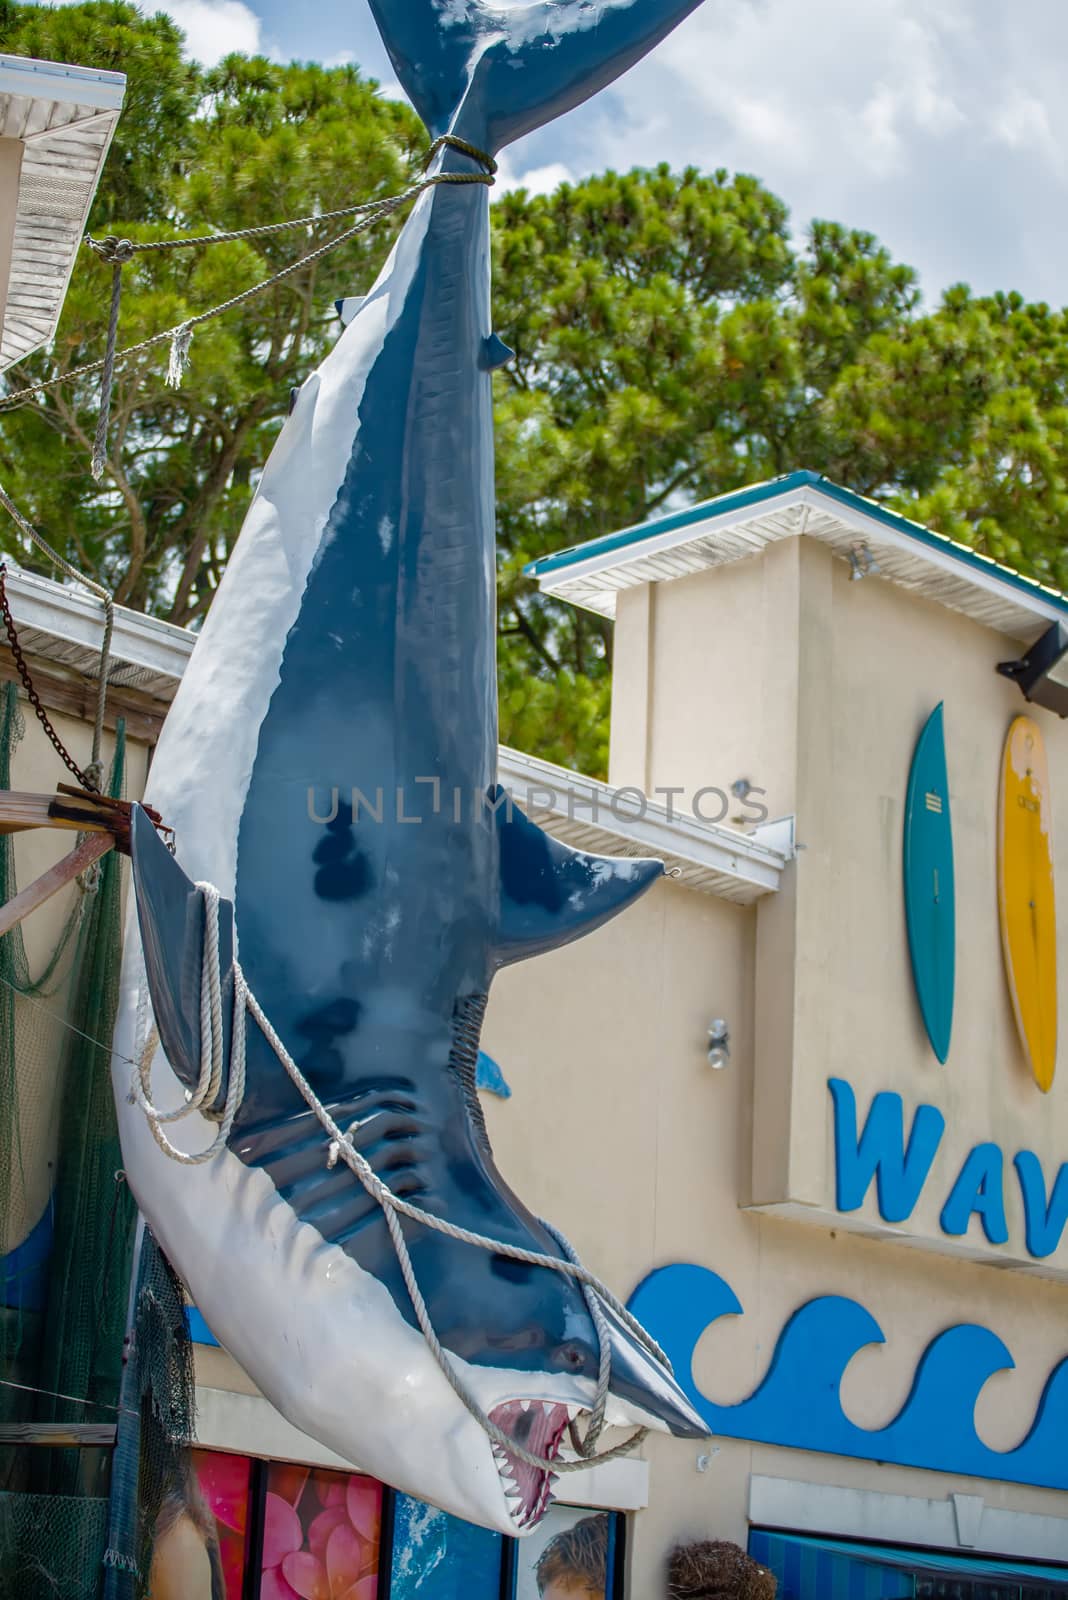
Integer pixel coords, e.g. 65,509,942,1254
494,797,662,966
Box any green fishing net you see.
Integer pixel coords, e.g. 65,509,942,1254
0,686,132,1598
102,1228,197,1600
0,684,201,1599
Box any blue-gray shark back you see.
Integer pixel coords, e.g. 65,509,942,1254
118,0,707,1536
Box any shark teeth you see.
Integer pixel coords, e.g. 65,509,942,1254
488,1399,573,1530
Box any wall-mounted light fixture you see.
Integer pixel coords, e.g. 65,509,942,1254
707,1019,730,1070
848,540,880,582
997,622,1068,718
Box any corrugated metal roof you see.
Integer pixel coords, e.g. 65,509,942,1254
498,746,790,903
0,53,125,371
527,471,1068,641
4,565,194,703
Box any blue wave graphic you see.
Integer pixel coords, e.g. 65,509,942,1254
627,1263,1068,1491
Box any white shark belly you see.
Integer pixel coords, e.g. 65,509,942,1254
112,975,600,1533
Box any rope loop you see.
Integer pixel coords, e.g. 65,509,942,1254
131,884,677,1479
423,134,498,176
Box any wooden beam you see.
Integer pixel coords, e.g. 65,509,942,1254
0,643,169,744
0,1422,116,1446
0,831,113,936
0,790,111,835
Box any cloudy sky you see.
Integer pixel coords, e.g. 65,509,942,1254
145,0,1068,306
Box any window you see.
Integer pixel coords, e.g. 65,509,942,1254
177,1451,622,1600
750,1531,1068,1600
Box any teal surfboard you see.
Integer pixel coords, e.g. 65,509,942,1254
904,703,955,1062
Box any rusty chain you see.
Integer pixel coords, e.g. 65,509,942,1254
0,562,100,792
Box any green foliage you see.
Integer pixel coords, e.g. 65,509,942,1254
0,3,424,616
491,180,1068,770
2,6,1068,775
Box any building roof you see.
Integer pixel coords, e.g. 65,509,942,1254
498,746,790,904
1,565,791,904
0,53,125,371
527,470,1068,642
4,564,192,703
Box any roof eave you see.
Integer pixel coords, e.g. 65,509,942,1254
0,56,126,110
0,54,126,372
528,477,1068,639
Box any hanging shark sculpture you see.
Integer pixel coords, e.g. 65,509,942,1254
112,0,707,1536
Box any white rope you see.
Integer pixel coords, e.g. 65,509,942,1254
130,884,680,1476
129,884,245,1163
0,166,494,414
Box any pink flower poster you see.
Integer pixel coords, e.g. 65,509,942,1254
190,1448,253,1600
260,1461,383,1600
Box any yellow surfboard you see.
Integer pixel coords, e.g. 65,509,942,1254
998,715,1057,1091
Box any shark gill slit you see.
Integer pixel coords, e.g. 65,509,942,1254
449,991,491,1154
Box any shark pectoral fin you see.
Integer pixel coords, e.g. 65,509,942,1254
480,334,514,372
494,798,662,966
130,806,235,1106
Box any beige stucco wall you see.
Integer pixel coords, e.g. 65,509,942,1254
480,859,1068,1591
535,533,1068,1591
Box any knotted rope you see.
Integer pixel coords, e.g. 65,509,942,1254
131,880,678,1478
88,236,135,481
6,137,497,440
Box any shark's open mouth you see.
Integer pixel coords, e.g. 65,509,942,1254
488,1400,571,1529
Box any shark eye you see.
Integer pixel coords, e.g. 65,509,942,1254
553,1341,590,1373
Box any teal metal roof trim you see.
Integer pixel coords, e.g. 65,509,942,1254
526,470,821,576
525,470,1068,622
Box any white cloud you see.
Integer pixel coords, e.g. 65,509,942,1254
153,0,262,64
486,0,1068,303
991,89,1061,171
496,159,576,198
47,0,262,62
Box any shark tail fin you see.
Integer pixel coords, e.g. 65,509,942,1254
130,805,236,1107
366,0,704,152
365,0,480,138
494,797,662,967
